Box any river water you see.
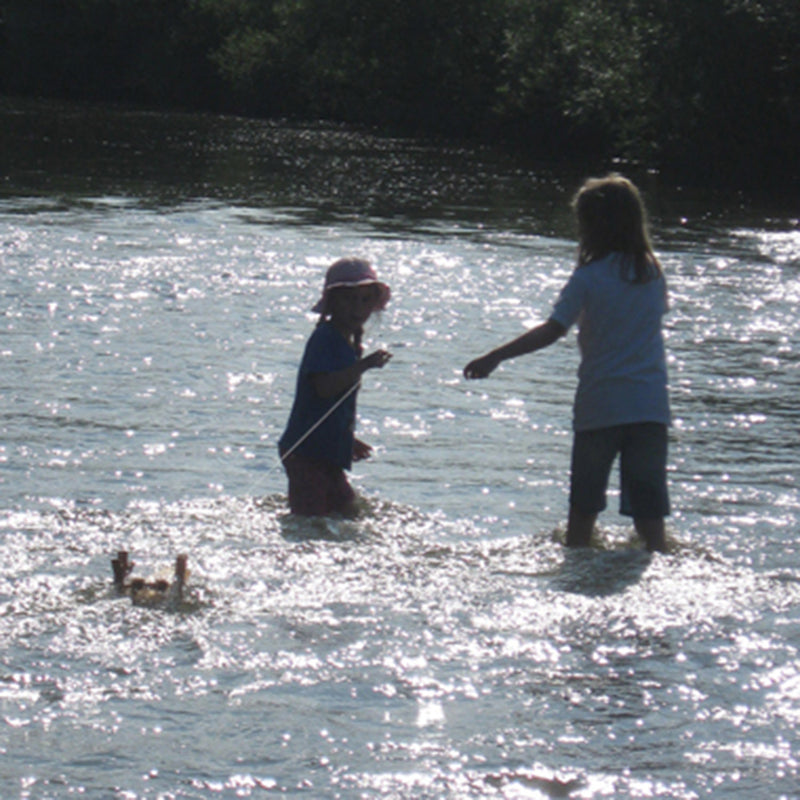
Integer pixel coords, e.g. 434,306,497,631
1,101,798,798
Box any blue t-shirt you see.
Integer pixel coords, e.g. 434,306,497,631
279,322,358,469
550,252,670,432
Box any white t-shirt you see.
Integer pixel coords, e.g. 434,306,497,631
550,252,670,432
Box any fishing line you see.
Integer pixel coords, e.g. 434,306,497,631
254,378,362,486
277,379,361,465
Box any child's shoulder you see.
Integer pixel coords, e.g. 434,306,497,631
570,253,618,283
304,321,336,351
309,320,332,337
587,251,627,268
303,321,353,362
307,320,342,344
582,252,644,279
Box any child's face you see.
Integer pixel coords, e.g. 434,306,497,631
329,285,379,332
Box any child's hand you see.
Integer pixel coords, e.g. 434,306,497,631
353,438,373,461
463,353,499,379
362,349,392,371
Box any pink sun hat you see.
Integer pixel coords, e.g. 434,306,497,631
311,258,391,313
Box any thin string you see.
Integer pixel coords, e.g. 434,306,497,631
262,378,362,479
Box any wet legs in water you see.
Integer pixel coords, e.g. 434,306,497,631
566,506,666,553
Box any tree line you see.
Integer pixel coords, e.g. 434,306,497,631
1,0,797,190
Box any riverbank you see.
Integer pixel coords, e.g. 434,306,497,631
1,0,797,194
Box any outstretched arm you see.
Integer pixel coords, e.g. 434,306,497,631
463,319,565,379
311,349,392,398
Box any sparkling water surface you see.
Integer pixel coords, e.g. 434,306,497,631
0,104,799,798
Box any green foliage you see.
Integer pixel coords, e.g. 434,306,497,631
0,0,796,187
497,0,662,158
0,0,223,106
264,0,506,133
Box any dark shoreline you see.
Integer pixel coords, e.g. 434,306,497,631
1,1,797,197
1,95,797,226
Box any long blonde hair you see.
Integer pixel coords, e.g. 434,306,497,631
573,174,661,282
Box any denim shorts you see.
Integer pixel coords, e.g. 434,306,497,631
570,422,670,518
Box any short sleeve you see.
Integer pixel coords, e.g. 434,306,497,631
549,270,585,331
299,324,353,377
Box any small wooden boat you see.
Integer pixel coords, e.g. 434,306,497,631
111,550,188,606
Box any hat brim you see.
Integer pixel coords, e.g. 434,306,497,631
311,280,391,313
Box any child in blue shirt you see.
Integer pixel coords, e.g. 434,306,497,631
464,175,670,551
279,258,392,516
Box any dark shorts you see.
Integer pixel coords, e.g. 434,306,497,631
570,423,670,519
281,452,356,516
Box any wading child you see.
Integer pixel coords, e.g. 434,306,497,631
279,258,392,516
464,174,670,552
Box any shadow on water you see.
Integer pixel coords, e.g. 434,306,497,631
553,547,654,598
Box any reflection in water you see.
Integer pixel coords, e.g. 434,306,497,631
0,98,577,235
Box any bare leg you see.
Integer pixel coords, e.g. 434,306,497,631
565,505,596,547
634,517,666,553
